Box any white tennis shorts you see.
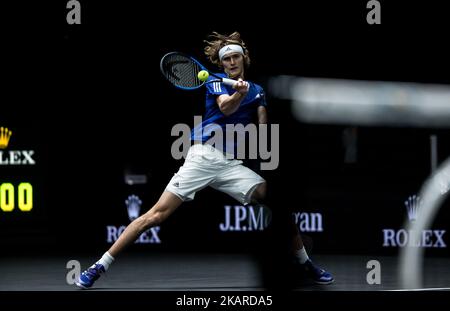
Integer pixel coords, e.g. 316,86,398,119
165,144,265,205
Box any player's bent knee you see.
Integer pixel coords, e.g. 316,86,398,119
251,182,267,202
140,210,165,229
142,213,158,229
139,197,181,230
132,216,149,232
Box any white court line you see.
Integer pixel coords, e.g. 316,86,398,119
388,288,450,291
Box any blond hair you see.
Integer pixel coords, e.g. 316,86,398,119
204,31,250,68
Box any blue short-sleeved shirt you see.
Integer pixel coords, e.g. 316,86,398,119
191,72,266,157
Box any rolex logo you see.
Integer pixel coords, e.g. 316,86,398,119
125,194,142,221
383,194,446,248
0,127,12,149
107,194,161,244
404,195,421,222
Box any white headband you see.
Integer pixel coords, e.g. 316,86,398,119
218,44,244,61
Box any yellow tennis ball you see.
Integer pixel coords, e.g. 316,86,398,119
198,70,209,82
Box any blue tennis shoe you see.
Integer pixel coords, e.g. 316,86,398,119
75,263,105,289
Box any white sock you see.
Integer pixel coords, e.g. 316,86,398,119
295,247,309,264
96,252,115,270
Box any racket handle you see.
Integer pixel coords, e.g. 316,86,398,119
222,78,237,87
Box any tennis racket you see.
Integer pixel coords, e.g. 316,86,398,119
160,52,237,90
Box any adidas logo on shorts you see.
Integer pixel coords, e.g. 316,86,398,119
173,182,179,187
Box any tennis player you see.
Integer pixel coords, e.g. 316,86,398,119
76,31,333,289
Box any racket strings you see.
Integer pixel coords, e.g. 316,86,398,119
162,54,203,88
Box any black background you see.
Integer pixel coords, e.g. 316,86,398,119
1,0,450,258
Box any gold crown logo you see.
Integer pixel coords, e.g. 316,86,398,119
0,127,12,149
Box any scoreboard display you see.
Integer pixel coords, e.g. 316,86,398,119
0,182,33,212
0,123,47,247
